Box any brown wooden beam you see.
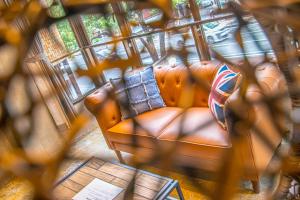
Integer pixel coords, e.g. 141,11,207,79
34,35,77,123
68,15,102,86
188,0,211,61
111,2,143,67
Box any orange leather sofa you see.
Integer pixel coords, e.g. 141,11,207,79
85,61,291,193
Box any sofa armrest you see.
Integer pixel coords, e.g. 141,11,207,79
84,83,121,147
224,63,292,172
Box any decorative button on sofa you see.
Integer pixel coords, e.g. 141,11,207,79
85,61,292,193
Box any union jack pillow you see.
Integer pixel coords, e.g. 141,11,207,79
208,64,240,129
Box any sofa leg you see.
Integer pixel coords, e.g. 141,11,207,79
114,150,125,164
251,180,260,193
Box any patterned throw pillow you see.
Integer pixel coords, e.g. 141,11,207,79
110,67,165,119
208,64,240,129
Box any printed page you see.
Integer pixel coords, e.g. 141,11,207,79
72,178,123,200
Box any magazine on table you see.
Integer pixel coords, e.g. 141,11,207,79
72,178,123,200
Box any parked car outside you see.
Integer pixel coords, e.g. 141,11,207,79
201,20,232,44
168,18,232,48
199,0,214,8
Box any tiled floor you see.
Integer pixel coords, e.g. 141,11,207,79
0,117,272,200
71,126,270,200
63,121,271,200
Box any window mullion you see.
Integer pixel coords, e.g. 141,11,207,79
111,2,143,68
68,15,102,86
188,0,211,61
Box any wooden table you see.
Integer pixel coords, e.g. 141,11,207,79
53,157,184,200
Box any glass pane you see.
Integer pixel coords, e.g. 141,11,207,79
173,0,193,23
125,0,200,66
197,0,232,19
53,19,97,101
56,19,79,52
57,51,96,101
133,32,162,66
94,41,128,60
81,14,128,61
81,14,122,41
125,3,166,66
219,0,230,8
203,17,274,65
168,26,199,65
81,14,109,43
198,0,216,20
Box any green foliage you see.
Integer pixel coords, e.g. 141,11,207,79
47,0,66,18
150,9,160,15
172,0,187,7
44,0,53,7
106,15,120,35
195,0,203,5
172,0,202,7
55,14,121,52
48,1,73,51
82,14,121,41
81,14,108,41
56,20,78,52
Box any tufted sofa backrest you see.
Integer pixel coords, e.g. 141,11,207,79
154,61,220,107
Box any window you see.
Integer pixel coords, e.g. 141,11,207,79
40,0,275,103
125,6,165,65
56,20,79,52
81,14,128,60
198,1,274,64
55,52,96,102
54,20,96,102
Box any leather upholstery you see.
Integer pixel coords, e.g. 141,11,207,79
84,83,121,148
155,60,221,107
158,108,230,148
107,107,183,148
225,62,292,173
157,108,230,170
84,61,291,181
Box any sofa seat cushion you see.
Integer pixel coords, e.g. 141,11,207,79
107,107,183,148
157,108,231,166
